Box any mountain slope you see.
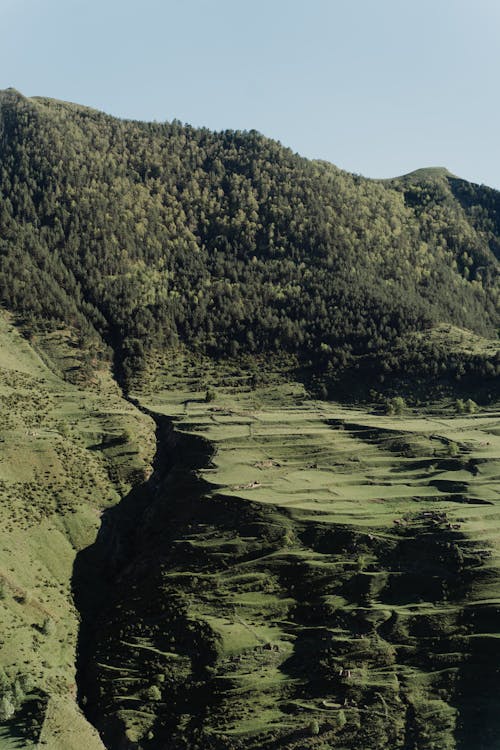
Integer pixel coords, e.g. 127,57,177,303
75,357,500,750
0,88,498,395
0,314,155,748
0,90,499,749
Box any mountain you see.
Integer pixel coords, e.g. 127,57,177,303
0,88,498,397
0,90,499,750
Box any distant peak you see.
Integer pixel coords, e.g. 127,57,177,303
398,166,457,180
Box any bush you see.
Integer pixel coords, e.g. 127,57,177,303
308,718,320,736
145,685,162,702
465,398,478,414
386,396,406,415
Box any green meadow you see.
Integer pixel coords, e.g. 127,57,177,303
71,350,499,749
1,334,499,748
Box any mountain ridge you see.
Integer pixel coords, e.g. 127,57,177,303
0,92,482,186
0,89,498,401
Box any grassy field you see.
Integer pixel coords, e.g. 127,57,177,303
0,315,155,749
1,333,499,748
72,350,500,748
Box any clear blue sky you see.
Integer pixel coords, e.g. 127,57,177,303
2,0,500,188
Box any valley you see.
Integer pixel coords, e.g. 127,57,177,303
0,325,498,749
0,89,498,748
74,353,500,749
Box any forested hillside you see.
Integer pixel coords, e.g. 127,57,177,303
0,88,498,394
0,90,500,750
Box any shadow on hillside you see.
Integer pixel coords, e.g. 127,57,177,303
454,608,500,750
72,406,500,750
71,412,217,748
71,413,174,746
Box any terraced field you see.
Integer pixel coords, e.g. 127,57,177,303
76,355,500,749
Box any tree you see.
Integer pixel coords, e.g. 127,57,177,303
386,396,405,415
42,617,56,636
146,685,162,702
465,398,478,414
308,718,320,736
0,693,16,721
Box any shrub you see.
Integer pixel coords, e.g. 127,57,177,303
386,396,405,415
0,694,15,721
465,398,478,414
146,685,162,702
308,718,320,736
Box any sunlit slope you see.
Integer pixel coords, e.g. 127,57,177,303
0,88,498,395
0,315,155,749
86,355,500,749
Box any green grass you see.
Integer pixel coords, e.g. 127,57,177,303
393,166,457,181
2,337,500,748
0,315,155,749
96,349,500,748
